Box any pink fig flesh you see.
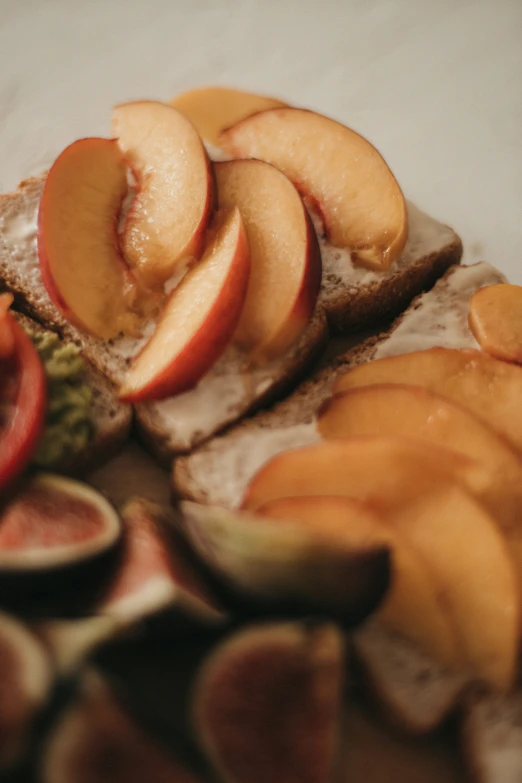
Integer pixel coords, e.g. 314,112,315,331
193,622,344,783
100,498,224,624
0,473,121,570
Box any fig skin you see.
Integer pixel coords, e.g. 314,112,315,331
192,622,344,783
177,502,391,627
0,610,52,772
41,670,204,783
0,474,122,617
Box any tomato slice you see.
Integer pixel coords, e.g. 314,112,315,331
0,313,47,492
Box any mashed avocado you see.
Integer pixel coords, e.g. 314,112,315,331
26,328,94,467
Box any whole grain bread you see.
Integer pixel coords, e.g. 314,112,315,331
0,175,461,459
462,682,522,783
353,623,468,736
15,313,132,475
173,262,506,506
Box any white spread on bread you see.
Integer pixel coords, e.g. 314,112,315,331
375,262,506,359
142,325,319,452
197,262,505,508
316,202,457,289
185,422,320,507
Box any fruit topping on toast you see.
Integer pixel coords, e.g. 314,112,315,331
33,89,413,403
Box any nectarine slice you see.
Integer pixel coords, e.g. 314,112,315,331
333,347,522,454
170,86,287,147
243,440,519,689
119,207,250,402
219,107,408,270
38,138,140,339
469,283,522,364
216,160,321,360
242,437,484,515
192,622,343,783
258,496,460,666
112,101,215,288
391,487,518,691
179,500,390,626
318,384,522,539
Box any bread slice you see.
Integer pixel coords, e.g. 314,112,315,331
173,261,506,506
15,313,132,475
0,175,461,459
353,623,468,736
462,682,522,783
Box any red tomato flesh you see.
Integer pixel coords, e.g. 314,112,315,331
0,314,46,492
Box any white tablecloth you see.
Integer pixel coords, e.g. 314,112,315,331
1,0,521,279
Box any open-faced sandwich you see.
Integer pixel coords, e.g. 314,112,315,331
0,85,520,783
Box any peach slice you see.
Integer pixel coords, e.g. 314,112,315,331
219,107,408,270
170,86,287,147
119,207,250,402
38,138,141,339
112,101,215,288
317,385,522,538
469,283,522,364
242,437,484,514
242,438,519,689
258,496,461,666
333,347,522,454
216,160,321,360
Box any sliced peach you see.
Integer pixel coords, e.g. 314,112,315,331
119,207,250,402
170,86,287,147
391,487,518,691
38,138,141,339
112,101,215,288
242,437,484,514
242,439,519,689
216,160,321,360
469,283,522,364
318,385,522,539
333,347,522,454
258,496,461,666
219,107,408,270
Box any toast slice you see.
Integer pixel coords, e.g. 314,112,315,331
462,683,522,783
353,623,468,736
173,261,506,506
0,175,461,458
15,313,132,475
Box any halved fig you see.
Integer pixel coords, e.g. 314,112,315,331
41,670,203,783
0,610,52,771
179,501,390,626
192,622,344,783
0,473,121,615
100,498,225,626
35,499,225,675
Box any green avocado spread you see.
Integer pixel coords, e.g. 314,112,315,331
26,328,94,467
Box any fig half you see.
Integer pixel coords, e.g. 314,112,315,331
0,473,121,615
99,498,225,627
178,502,391,625
41,670,204,783
35,499,225,675
192,622,344,783
0,610,52,771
